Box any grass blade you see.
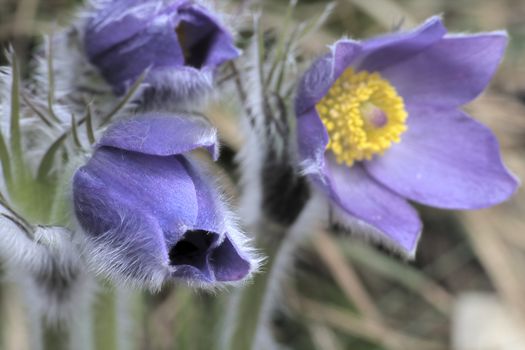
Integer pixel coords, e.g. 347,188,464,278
292,296,445,350
341,239,453,315
314,232,382,321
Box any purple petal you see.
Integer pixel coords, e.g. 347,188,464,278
98,113,219,160
178,158,253,282
169,232,251,283
358,16,447,72
295,40,362,115
295,54,333,115
163,157,254,283
84,0,161,56
73,154,172,286
380,32,508,109
85,1,184,94
181,156,224,233
210,235,251,282
365,107,519,209
296,108,329,176
75,148,200,241
332,40,363,79
325,160,422,254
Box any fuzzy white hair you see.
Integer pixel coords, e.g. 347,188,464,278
235,15,269,227
0,218,97,350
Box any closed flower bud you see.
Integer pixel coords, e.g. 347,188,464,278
83,0,240,99
73,114,259,290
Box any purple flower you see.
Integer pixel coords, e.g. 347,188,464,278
83,0,240,96
296,16,519,256
73,114,258,289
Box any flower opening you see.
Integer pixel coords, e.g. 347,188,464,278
174,16,218,70
316,68,408,166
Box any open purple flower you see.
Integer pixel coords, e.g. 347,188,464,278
83,0,240,97
73,114,258,289
296,16,519,256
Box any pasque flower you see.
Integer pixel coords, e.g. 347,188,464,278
73,114,258,289
83,0,240,96
296,16,519,256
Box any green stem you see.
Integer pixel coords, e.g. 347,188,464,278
0,270,4,350
95,287,117,350
222,196,321,350
115,287,140,350
44,325,69,350
225,262,274,350
221,222,286,350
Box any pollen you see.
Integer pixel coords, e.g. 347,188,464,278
316,68,408,166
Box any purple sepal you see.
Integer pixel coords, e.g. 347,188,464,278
295,41,362,116
84,0,240,96
324,161,422,254
99,113,219,160
365,107,519,209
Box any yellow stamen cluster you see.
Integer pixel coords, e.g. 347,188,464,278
316,68,408,166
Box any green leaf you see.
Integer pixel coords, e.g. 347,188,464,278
0,130,11,187
0,190,33,237
70,114,82,149
85,103,96,145
9,54,22,163
22,93,55,128
265,0,297,88
36,132,68,181
99,72,146,127
46,37,61,123
37,103,96,181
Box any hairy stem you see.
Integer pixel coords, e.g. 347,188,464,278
94,288,118,350
220,221,284,350
44,325,69,350
222,195,324,350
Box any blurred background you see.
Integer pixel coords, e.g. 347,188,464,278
1,0,525,349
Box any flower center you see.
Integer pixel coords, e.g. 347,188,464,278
316,68,408,166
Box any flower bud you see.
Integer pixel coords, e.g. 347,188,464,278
73,114,258,289
84,0,240,98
